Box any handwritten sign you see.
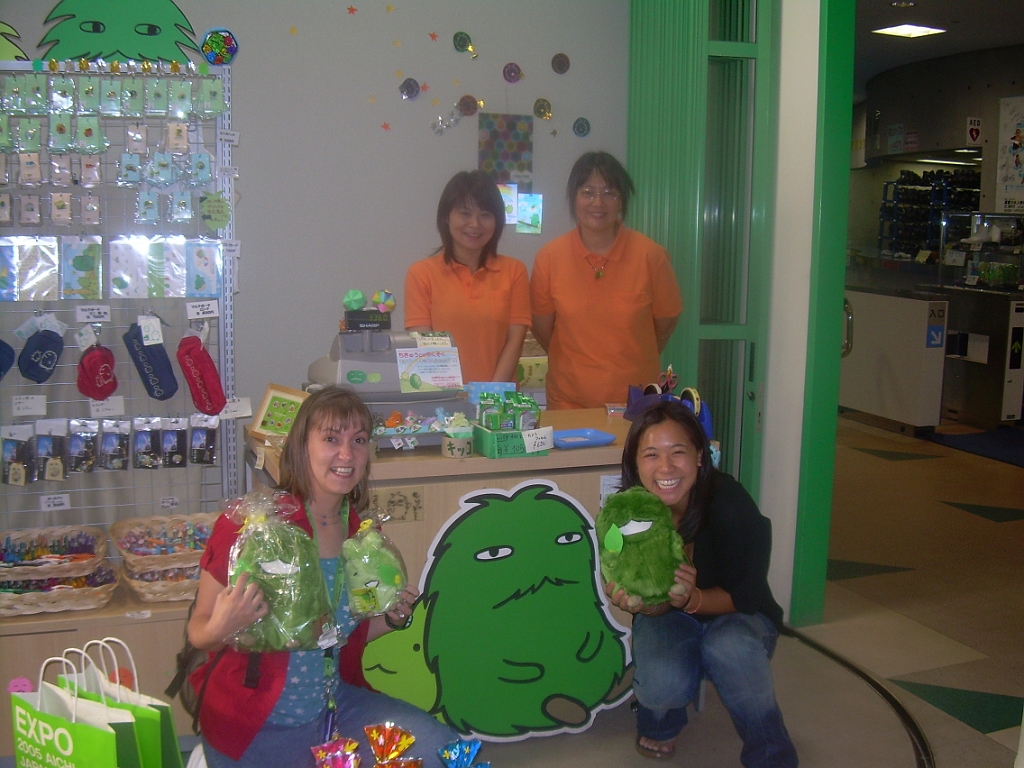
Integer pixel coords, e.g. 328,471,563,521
12,396,47,417
40,494,71,512
75,305,111,323
160,497,180,509
187,300,220,319
220,397,252,419
522,426,554,453
217,129,240,145
90,396,125,418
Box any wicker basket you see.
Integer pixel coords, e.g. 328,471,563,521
0,525,106,580
121,565,200,603
111,512,219,571
0,566,119,617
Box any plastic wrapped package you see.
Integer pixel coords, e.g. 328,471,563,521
342,514,408,620
227,491,334,652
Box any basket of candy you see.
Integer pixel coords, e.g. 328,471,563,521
121,563,201,603
0,563,119,616
0,526,106,580
111,513,217,571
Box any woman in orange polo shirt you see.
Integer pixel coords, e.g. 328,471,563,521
404,171,531,383
531,152,682,409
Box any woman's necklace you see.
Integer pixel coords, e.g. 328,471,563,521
309,508,341,528
584,254,608,279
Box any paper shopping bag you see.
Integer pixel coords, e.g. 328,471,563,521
11,684,118,768
85,637,185,768
10,656,140,768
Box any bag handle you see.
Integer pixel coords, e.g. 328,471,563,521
37,657,83,724
81,638,137,704
99,636,141,695
61,646,106,696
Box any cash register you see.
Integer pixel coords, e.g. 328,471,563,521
306,309,465,448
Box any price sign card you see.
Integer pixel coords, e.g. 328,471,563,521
396,348,463,392
187,299,220,319
12,396,47,417
220,397,252,419
90,396,125,418
521,426,554,453
76,305,111,323
40,494,71,512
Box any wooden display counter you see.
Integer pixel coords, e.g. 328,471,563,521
0,590,192,757
247,408,631,582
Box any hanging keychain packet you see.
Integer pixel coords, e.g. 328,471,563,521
227,491,335,652
98,419,131,470
190,414,219,465
342,513,408,620
68,419,99,473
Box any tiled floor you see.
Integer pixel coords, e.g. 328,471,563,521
810,416,1024,768
483,417,1024,767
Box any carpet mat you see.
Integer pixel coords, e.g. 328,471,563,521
926,427,1024,468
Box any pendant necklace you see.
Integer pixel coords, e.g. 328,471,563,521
585,255,608,279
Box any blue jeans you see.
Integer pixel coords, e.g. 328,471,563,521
203,680,459,768
632,611,798,768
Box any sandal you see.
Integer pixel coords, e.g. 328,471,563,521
635,734,676,759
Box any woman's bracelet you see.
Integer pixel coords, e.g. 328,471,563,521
384,612,413,631
684,587,703,614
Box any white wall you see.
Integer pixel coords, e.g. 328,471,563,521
2,0,629,402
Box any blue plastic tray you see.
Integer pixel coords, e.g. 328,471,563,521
552,428,616,449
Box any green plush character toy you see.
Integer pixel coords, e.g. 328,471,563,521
342,519,407,619
596,486,689,609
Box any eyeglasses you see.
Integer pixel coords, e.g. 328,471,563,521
577,187,621,202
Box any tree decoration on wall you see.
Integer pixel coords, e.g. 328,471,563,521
39,0,200,63
417,481,631,738
0,22,28,60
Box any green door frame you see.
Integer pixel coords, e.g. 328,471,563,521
789,0,856,627
627,0,778,499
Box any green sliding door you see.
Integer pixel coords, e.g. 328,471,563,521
628,0,778,497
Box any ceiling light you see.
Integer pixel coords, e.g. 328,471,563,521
916,159,979,166
955,148,980,154
890,1,916,7
872,24,946,38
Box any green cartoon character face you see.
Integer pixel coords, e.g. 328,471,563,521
423,481,629,737
40,0,199,62
596,486,688,608
362,599,439,714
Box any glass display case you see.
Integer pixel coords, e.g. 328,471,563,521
939,212,1024,290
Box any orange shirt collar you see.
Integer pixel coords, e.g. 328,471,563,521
571,225,628,262
443,253,501,274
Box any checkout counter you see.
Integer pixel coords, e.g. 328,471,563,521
843,213,1023,430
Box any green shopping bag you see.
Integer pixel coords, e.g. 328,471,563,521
88,637,185,768
60,646,163,768
10,657,141,768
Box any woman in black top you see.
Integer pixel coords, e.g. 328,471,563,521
605,401,798,766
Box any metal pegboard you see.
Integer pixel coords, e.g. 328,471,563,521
0,62,238,535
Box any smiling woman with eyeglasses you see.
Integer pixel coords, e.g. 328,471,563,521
530,152,683,409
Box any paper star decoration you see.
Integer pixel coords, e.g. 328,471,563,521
347,6,357,14
369,95,377,103
421,82,429,92
289,26,297,35
430,32,438,41
432,98,440,106
452,79,460,87
396,70,403,78
381,122,390,131
386,4,395,11
393,40,401,47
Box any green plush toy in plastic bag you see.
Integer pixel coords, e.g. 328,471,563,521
227,491,335,651
342,514,408,620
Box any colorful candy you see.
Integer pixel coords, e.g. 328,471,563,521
116,520,211,556
1,531,97,566
0,565,115,594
